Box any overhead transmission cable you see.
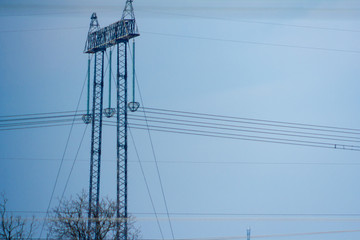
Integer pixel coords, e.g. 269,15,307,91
0,112,84,131
2,106,360,151
59,125,88,204
4,157,360,166
140,107,360,133
0,228,359,240
128,45,176,240
0,122,82,131
142,31,360,54
102,106,360,151
107,44,165,239
127,115,360,143
0,118,81,128
138,228,360,240
7,210,360,218
2,28,360,54
129,128,165,239
142,10,360,33
0,110,84,118
3,108,360,135
38,56,91,238
106,122,360,151
3,7,360,34
2,107,360,135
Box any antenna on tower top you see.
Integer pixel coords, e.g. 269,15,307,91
122,0,140,112
89,13,100,32
84,13,100,53
82,12,101,124
121,0,136,20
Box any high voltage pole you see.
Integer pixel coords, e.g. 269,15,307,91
83,1,139,239
247,228,251,240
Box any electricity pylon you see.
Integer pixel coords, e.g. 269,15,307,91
83,1,139,239
247,228,251,240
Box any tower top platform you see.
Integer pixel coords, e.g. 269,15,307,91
84,18,139,54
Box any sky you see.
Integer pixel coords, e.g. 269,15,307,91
1,0,360,239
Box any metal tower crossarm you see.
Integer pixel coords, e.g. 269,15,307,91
84,19,139,54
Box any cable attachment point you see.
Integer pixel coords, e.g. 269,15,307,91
128,102,140,112
82,114,92,124
104,108,116,118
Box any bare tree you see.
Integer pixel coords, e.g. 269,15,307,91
48,191,140,240
0,193,36,240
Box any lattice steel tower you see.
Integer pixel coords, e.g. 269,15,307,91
83,1,139,239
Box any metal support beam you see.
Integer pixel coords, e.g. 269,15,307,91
88,50,105,240
84,1,139,238
116,41,128,240
84,20,138,54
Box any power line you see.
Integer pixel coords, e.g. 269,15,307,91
140,107,360,133
1,227,360,240
9,210,360,217
0,113,83,131
142,31,360,54
2,7,360,34
2,117,360,151
4,157,360,166
142,10,360,34
2,27,360,54
139,229,360,240
59,125,88,203
128,45,176,240
0,113,82,123
3,107,359,144
7,211,360,227
2,112,360,151
127,115,360,143
104,123,360,152
0,117,78,126
135,212,360,217
0,122,82,132
1,107,359,135
2,106,359,150
0,118,81,129
0,26,87,33
129,128,165,239
38,61,89,238
125,109,360,149
4,119,359,151
39,118,77,237
0,110,83,118
129,113,360,140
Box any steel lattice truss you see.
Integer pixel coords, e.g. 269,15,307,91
88,51,105,239
116,42,128,240
85,19,138,54
84,1,139,240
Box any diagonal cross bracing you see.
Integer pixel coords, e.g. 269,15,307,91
116,42,128,240
88,50,105,240
84,20,139,54
85,1,139,239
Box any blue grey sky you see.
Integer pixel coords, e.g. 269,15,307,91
1,0,360,239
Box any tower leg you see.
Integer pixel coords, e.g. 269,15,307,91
116,41,128,240
88,50,105,240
